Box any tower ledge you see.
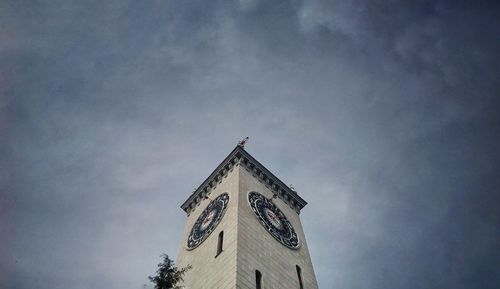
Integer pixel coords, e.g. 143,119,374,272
180,146,307,215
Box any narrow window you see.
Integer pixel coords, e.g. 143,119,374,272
256,270,262,289
296,265,303,289
216,231,224,256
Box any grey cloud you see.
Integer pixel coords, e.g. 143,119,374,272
1,1,499,289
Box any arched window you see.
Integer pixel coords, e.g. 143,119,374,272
216,231,224,256
255,270,262,289
296,265,303,289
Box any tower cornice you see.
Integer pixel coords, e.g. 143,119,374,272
180,145,307,214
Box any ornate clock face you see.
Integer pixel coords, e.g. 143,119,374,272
187,193,229,250
248,191,300,249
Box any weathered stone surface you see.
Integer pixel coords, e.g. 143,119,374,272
176,151,318,289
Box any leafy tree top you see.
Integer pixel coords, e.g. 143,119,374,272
149,254,191,289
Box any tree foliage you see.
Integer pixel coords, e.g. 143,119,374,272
148,254,191,289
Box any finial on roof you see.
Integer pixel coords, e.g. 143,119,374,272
238,137,249,148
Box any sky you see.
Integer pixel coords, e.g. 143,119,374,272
1,0,499,288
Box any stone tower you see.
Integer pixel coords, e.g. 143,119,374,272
176,144,319,289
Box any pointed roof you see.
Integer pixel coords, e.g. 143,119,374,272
180,145,307,214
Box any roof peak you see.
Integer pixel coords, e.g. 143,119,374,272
180,145,307,214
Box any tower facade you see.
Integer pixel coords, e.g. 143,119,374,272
176,145,319,289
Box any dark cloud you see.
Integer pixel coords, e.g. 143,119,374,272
1,1,499,289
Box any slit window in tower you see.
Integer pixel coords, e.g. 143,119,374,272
216,231,224,256
256,270,262,289
296,265,303,289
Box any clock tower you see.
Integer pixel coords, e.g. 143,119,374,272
176,144,319,289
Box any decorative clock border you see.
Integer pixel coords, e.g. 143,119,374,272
186,192,229,250
247,191,301,250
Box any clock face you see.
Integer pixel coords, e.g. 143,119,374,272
187,193,229,250
248,191,300,249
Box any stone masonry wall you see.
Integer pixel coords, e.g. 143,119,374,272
176,162,319,289
236,166,319,289
176,166,239,289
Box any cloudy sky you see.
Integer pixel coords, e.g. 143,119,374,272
2,0,499,288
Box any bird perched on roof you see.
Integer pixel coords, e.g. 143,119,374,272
238,137,249,148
